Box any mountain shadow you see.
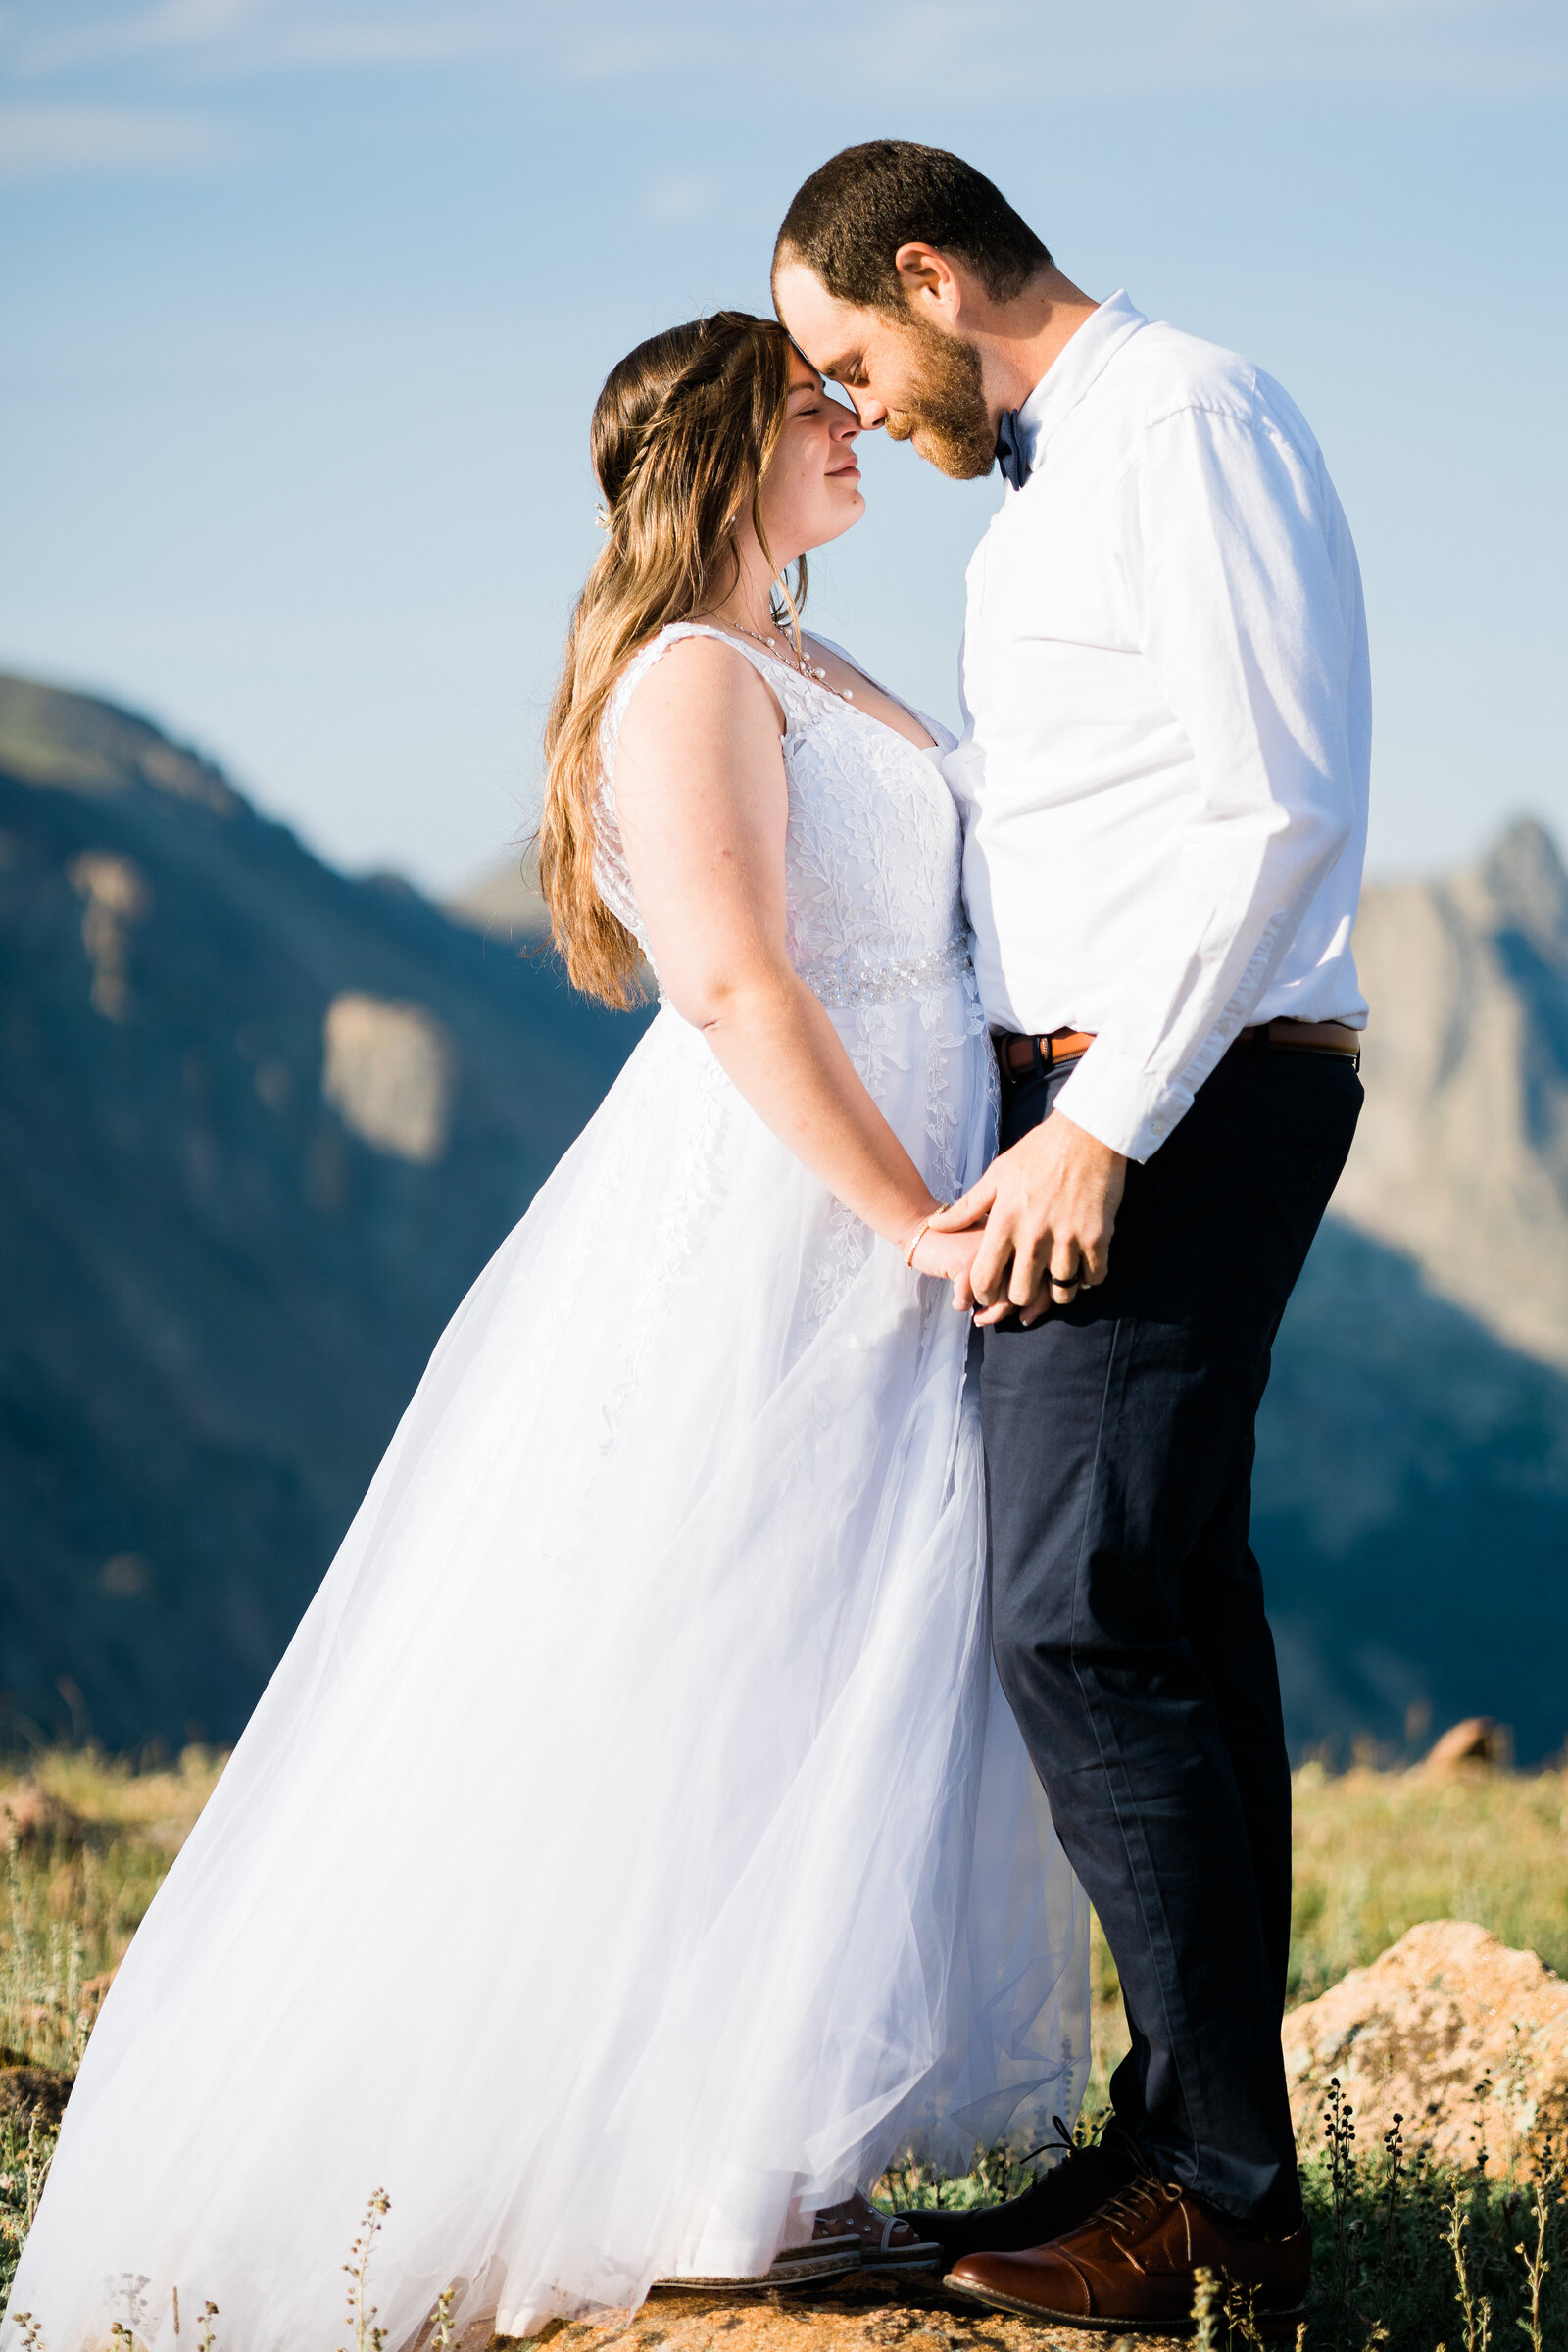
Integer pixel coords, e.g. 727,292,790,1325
0,672,649,1750
1257,1215,1568,1763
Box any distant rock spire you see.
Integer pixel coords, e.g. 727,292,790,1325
1334,816,1568,1369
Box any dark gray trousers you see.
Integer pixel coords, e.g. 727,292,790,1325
981,1042,1361,2228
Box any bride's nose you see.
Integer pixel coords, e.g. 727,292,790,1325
828,400,861,445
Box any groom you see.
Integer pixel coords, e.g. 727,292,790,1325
775,143,1368,2328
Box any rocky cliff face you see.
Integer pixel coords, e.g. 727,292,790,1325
1256,818,1568,1762
1336,820,1568,1368
0,673,645,1749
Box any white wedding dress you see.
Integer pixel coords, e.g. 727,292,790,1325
7,628,1088,2351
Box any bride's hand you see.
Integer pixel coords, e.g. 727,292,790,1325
909,1219,987,1307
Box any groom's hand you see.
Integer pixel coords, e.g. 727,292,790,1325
930,1112,1127,1327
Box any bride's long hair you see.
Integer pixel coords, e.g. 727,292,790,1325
540,310,805,1007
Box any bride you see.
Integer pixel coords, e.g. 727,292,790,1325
6,311,1088,2350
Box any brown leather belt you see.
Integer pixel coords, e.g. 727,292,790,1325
997,1019,1363,1082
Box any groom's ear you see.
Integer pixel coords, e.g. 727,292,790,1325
892,243,965,324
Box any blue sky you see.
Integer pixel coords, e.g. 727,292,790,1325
1,0,1564,894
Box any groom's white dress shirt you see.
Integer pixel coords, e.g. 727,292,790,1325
945,290,1370,1164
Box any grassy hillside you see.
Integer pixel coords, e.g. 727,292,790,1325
3,1753,1568,2347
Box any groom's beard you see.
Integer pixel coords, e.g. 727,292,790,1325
883,320,995,481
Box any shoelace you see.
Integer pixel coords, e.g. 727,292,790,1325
1017,2113,1098,2180
1031,2112,1136,2183
988,2115,1138,2215
1090,2166,1184,2240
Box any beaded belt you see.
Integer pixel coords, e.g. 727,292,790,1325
798,936,971,1010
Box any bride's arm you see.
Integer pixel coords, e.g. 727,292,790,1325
612,635,975,1286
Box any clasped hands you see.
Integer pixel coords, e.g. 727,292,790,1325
905,1109,1127,1329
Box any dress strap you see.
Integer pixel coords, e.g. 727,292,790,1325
660,622,817,729
594,624,808,958
601,625,810,781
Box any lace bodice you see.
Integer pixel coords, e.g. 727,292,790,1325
595,624,970,1011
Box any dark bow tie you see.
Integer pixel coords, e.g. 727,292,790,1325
995,408,1030,491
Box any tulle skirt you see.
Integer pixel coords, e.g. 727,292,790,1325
7,992,1089,2351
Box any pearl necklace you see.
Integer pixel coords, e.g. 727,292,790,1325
726,619,855,701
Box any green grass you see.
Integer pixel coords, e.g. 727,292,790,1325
0,1748,222,2075
1289,1762,1568,1998
1083,1762,1568,2108
3,1751,1568,2346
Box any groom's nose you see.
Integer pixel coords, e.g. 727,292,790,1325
849,390,887,430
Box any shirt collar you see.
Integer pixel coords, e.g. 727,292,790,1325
1011,289,1148,478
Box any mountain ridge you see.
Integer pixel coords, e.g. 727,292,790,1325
0,669,647,1748
2,670,1565,1759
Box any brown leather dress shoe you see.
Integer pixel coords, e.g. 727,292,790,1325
948,2171,1311,2332
895,2121,1142,2262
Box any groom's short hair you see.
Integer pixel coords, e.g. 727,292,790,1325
774,142,1053,315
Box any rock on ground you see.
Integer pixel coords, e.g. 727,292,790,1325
497,2265,1185,2352
0,1782,83,1843
1283,1918,1568,2170
1421,1717,1513,1772
0,2064,73,2127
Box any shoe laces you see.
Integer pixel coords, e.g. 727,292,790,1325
1091,2162,1183,2239
1021,2114,1104,2180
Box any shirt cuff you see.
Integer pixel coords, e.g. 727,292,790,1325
1050,1041,1195,1163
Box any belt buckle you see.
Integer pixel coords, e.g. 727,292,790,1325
1001,1032,1064,1082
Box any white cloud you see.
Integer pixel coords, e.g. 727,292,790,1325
835,0,1568,95
0,0,532,78
1,0,1561,98
0,99,223,178
2,0,274,77
282,15,516,66
644,172,715,224
557,24,722,82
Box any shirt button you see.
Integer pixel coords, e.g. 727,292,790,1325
1151,1115,1167,1137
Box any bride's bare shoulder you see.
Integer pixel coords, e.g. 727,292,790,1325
614,629,786,763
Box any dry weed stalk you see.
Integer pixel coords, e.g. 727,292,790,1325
1323,2075,1361,2321
1191,2264,1223,2352
1512,2143,1560,2352
426,2284,460,2352
340,2188,392,2352
1446,2181,1494,2352
1222,2274,1273,2349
